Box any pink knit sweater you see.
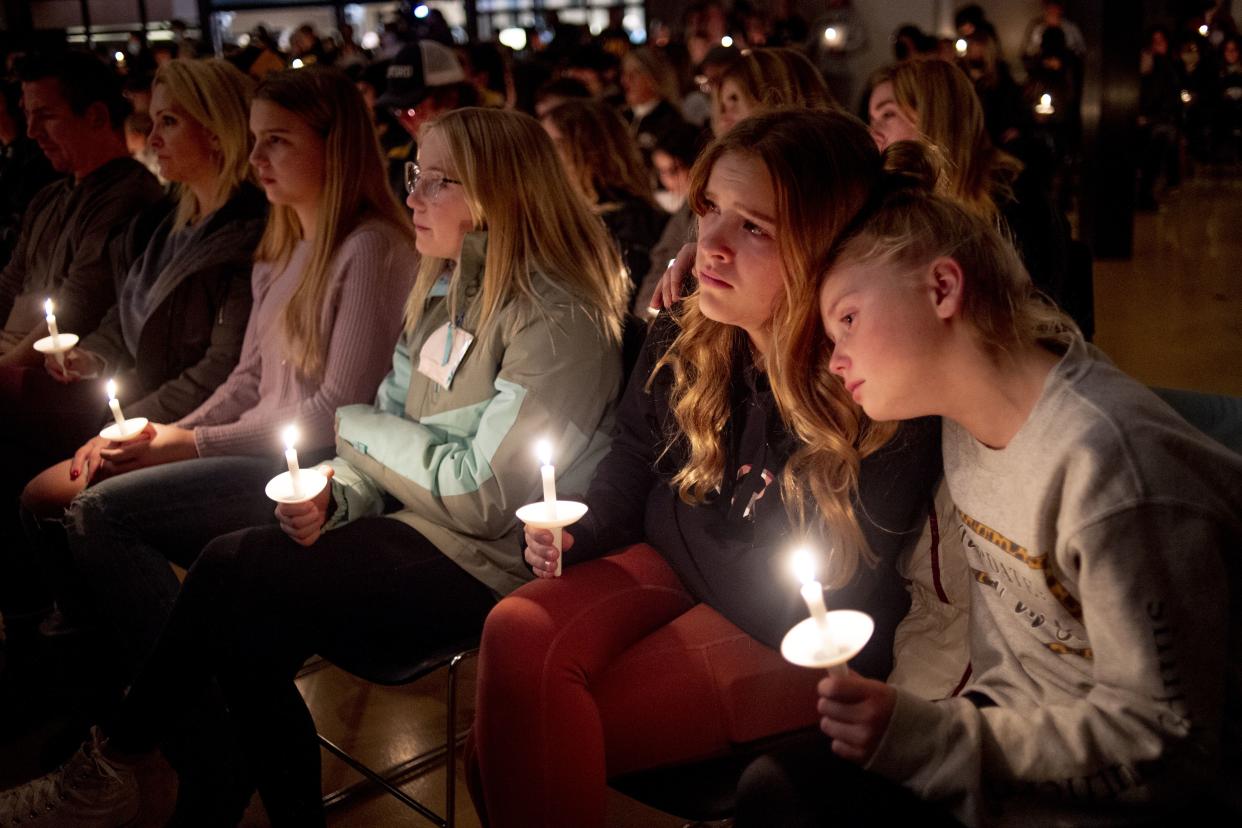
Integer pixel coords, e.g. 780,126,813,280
176,218,416,456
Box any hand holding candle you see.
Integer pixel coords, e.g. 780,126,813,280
37,298,77,368
264,423,328,504
515,437,588,578
780,544,874,677
98,379,149,442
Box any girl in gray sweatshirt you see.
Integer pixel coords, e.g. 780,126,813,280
750,172,1241,826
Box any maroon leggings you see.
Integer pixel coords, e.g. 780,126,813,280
468,544,822,828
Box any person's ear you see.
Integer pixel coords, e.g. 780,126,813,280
84,100,112,131
926,256,964,321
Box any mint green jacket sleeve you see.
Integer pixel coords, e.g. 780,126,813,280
330,301,620,541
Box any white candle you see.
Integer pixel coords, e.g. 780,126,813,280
106,379,127,431
44,298,60,342
793,547,832,645
1035,93,1055,115
283,424,301,498
535,439,563,575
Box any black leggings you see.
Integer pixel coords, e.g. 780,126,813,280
113,516,497,827
734,731,964,828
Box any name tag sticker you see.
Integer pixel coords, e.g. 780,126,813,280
417,322,474,390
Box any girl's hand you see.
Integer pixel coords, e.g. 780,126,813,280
649,242,696,311
275,465,335,547
70,428,154,484
46,348,104,383
523,524,576,578
99,422,198,468
816,673,897,764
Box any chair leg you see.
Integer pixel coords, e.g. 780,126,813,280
444,648,479,828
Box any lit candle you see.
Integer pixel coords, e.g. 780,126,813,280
955,37,968,57
283,424,302,498
535,439,563,575
1199,24,1209,37
1035,93,1055,115
792,546,832,655
720,35,733,48
106,379,126,431
823,26,842,48
43,298,59,343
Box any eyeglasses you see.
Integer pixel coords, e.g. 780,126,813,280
405,161,463,201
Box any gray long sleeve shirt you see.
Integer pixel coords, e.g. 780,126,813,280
866,338,1242,825
0,156,162,347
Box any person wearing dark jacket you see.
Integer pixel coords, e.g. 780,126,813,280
0,82,62,270
0,52,163,369
467,110,942,828
0,58,260,616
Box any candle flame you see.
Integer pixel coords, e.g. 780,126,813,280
535,439,553,466
1199,24,1209,36
792,546,818,585
282,424,299,451
955,38,968,55
44,298,54,316
824,27,837,42
720,35,733,48
1041,93,1052,107
106,378,117,400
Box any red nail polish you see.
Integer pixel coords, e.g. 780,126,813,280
70,469,80,480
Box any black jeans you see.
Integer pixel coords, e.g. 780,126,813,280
734,730,964,828
112,515,498,827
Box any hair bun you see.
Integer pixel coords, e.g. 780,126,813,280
878,139,942,196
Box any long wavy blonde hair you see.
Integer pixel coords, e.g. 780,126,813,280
403,108,627,344
657,109,899,582
152,58,255,229
873,59,1023,219
252,67,413,380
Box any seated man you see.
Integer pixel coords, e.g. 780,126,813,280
0,50,163,368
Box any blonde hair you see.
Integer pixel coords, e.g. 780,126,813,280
404,108,627,345
253,67,414,380
152,59,255,229
874,59,1023,218
660,109,898,584
623,48,682,106
832,183,1078,357
543,99,654,207
712,48,837,133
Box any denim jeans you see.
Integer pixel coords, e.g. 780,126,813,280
64,453,324,683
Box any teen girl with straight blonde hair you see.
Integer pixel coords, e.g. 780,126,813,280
467,108,943,827
6,69,416,803
0,105,630,826
737,171,1241,827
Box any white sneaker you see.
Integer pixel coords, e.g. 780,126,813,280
0,728,139,827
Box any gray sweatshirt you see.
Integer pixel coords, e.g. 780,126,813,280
866,337,1241,826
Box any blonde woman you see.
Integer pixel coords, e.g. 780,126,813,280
0,105,627,825
11,66,414,752
543,98,667,307
469,109,942,827
3,58,262,519
866,58,1071,312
